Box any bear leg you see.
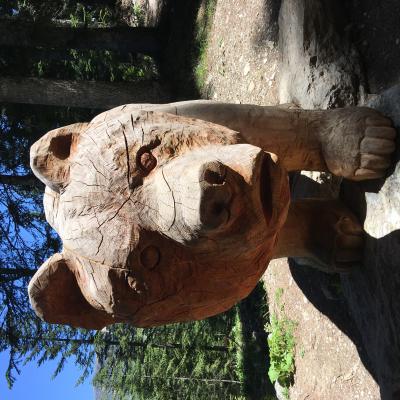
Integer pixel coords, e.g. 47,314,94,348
272,199,364,273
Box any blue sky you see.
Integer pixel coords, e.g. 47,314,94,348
0,115,95,399
0,351,94,400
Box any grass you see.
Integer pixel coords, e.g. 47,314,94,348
193,0,217,93
265,288,297,399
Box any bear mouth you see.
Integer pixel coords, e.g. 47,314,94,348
260,156,273,224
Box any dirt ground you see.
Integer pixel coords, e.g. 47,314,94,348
197,1,400,399
201,0,281,106
263,259,379,399
346,0,400,94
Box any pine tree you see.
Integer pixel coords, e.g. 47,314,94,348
93,311,244,400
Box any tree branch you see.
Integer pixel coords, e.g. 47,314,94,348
0,174,42,188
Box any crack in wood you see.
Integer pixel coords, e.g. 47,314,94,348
119,120,131,188
161,168,176,231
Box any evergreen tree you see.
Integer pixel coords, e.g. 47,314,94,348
0,101,98,387
94,310,245,400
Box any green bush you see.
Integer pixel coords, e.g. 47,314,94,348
266,289,297,398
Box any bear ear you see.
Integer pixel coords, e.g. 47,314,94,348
30,123,88,192
28,253,113,330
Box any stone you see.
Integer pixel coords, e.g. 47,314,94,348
363,86,400,238
278,0,365,109
243,63,250,76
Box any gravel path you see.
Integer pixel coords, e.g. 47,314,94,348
201,0,281,106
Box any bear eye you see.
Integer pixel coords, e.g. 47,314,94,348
136,146,157,174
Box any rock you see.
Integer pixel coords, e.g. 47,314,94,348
340,84,400,399
363,163,400,238
278,0,365,109
267,40,274,50
363,85,400,238
366,84,400,126
274,381,288,400
243,63,250,76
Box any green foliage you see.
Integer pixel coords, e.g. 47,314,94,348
232,312,244,382
93,283,275,400
0,44,158,85
94,310,243,400
266,289,297,398
193,0,217,91
0,0,117,23
0,294,98,387
267,315,296,386
68,2,114,27
0,1,158,84
131,3,145,26
275,287,284,303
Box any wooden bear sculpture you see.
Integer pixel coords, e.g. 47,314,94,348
28,101,396,329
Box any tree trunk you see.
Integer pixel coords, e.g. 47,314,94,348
0,77,171,109
0,174,42,187
0,20,160,55
6,46,138,64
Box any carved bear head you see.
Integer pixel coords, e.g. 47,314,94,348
28,109,289,329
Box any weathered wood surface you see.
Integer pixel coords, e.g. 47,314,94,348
28,101,396,329
29,109,290,328
93,101,395,177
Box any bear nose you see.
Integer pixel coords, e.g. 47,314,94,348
199,161,232,230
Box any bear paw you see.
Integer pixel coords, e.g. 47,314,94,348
319,108,396,181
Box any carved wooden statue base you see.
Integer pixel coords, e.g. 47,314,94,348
28,101,396,329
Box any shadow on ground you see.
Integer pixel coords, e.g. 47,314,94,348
291,90,400,399
290,179,400,399
159,0,207,99
252,0,281,48
345,0,400,94
289,218,400,399
290,206,400,399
